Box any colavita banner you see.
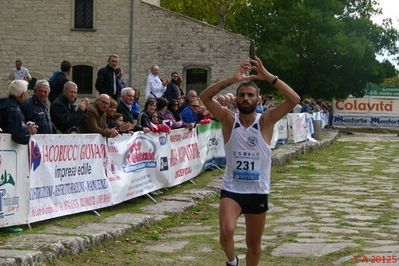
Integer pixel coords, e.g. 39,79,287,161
333,97,399,128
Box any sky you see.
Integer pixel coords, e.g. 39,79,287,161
372,0,399,68
372,0,399,28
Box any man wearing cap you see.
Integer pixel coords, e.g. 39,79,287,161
2,80,37,144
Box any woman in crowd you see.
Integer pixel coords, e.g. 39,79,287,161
138,98,158,128
157,98,184,129
149,110,170,133
106,98,118,128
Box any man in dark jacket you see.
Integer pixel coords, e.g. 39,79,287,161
163,72,180,102
50,81,89,133
116,87,149,132
2,80,37,144
48,60,71,103
117,87,135,124
22,79,52,134
95,55,121,100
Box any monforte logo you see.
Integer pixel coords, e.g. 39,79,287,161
30,141,41,171
122,136,157,173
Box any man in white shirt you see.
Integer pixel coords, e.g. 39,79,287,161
9,59,32,81
145,65,168,99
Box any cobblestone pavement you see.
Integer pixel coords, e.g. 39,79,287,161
4,131,399,266
128,132,399,266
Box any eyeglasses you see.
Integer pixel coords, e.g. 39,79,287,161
172,75,178,78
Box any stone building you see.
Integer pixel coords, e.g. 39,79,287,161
0,0,251,100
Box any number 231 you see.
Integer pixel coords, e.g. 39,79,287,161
236,160,255,170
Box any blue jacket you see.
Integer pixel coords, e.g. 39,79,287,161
3,97,32,144
130,101,141,119
22,95,53,134
180,106,198,124
48,71,68,103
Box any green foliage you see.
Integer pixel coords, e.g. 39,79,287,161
382,76,399,87
161,0,399,100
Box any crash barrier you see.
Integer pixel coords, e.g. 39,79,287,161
0,113,320,228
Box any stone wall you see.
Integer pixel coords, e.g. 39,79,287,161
0,0,250,99
134,3,251,97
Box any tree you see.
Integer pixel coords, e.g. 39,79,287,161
160,0,248,28
162,0,399,99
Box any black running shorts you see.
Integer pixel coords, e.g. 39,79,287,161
220,189,269,214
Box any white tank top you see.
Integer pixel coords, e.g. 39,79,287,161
221,113,271,194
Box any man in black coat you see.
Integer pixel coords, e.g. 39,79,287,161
95,55,121,100
50,81,89,133
163,72,180,103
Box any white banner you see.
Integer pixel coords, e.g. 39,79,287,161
0,134,30,227
333,114,399,128
197,121,225,169
167,128,203,187
333,97,399,128
28,134,112,223
106,132,169,204
288,113,307,143
334,97,399,115
1,115,313,228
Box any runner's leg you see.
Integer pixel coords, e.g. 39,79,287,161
219,197,241,261
244,212,267,266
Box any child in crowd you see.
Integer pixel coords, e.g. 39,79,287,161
149,111,170,133
112,113,124,130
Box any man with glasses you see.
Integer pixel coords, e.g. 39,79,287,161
80,94,119,138
164,72,180,102
180,98,202,125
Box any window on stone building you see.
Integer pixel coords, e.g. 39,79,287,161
185,68,208,95
72,65,93,94
74,0,94,29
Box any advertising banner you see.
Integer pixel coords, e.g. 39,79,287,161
0,134,30,227
28,134,111,223
288,113,307,143
197,121,225,170
333,97,399,128
106,132,170,204
333,98,399,115
167,128,203,187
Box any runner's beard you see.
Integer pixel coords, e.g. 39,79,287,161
237,102,257,114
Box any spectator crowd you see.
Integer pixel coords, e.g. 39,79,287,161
0,56,333,145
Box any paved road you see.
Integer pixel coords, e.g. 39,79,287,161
3,131,399,265
104,132,399,266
